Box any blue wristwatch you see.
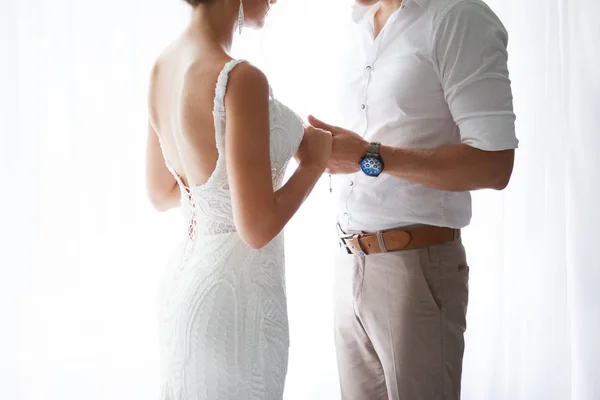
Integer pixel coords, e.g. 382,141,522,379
359,142,384,177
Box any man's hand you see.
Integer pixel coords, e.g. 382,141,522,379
307,115,369,175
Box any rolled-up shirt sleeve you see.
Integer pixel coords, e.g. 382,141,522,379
433,1,519,151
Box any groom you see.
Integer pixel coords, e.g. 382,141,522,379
309,0,517,398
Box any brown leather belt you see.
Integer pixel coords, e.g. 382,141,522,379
339,225,460,256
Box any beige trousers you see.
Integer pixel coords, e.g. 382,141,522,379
334,237,469,400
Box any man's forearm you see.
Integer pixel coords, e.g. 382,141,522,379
379,143,514,192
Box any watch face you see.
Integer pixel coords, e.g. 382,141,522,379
360,156,383,177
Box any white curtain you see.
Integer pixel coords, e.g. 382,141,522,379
1,1,598,399
461,1,600,399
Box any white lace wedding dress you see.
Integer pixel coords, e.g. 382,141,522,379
157,60,304,399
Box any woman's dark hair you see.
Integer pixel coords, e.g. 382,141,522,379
184,0,211,5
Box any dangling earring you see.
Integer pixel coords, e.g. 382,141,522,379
238,0,244,34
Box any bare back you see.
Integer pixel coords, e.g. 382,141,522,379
149,33,232,188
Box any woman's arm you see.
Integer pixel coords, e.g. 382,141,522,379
223,64,331,249
145,121,181,211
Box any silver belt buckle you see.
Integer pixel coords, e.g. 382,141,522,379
336,223,355,254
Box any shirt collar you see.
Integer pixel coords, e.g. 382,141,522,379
351,3,380,24
351,0,429,24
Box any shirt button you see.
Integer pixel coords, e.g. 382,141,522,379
366,65,373,71
344,212,350,217
349,181,354,187
361,104,366,110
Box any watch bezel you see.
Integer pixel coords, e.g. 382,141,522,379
359,153,384,177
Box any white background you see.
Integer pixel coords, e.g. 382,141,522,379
1,0,599,399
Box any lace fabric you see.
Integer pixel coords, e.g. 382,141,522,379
157,59,304,399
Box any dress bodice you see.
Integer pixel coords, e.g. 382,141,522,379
162,59,305,238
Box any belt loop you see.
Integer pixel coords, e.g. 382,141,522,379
336,222,344,236
376,231,388,253
354,235,367,256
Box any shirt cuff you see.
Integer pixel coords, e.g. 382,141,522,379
459,114,519,151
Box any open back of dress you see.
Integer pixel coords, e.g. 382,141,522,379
157,59,305,400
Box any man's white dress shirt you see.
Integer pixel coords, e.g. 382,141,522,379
337,0,519,232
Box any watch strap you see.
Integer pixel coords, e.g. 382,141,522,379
366,142,381,157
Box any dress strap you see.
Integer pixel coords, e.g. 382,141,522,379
212,59,248,155
212,59,248,115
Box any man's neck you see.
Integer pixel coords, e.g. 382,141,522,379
374,0,404,38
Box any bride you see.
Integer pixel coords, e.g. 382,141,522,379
145,0,332,398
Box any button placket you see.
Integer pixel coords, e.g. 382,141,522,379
361,58,375,135
360,3,405,133
361,19,387,136
341,4,407,233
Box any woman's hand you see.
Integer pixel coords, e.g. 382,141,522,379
295,125,333,171
308,115,369,175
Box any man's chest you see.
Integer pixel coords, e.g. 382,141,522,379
340,21,449,125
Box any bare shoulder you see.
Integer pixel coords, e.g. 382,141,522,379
147,58,163,127
148,44,174,90
226,62,268,92
147,47,175,123
148,39,186,99
180,60,270,111
224,62,270,107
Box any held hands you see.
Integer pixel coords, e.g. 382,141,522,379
307,115,369,175
295,125,333,171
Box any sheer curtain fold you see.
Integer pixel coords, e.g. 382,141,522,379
1,0,598,399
